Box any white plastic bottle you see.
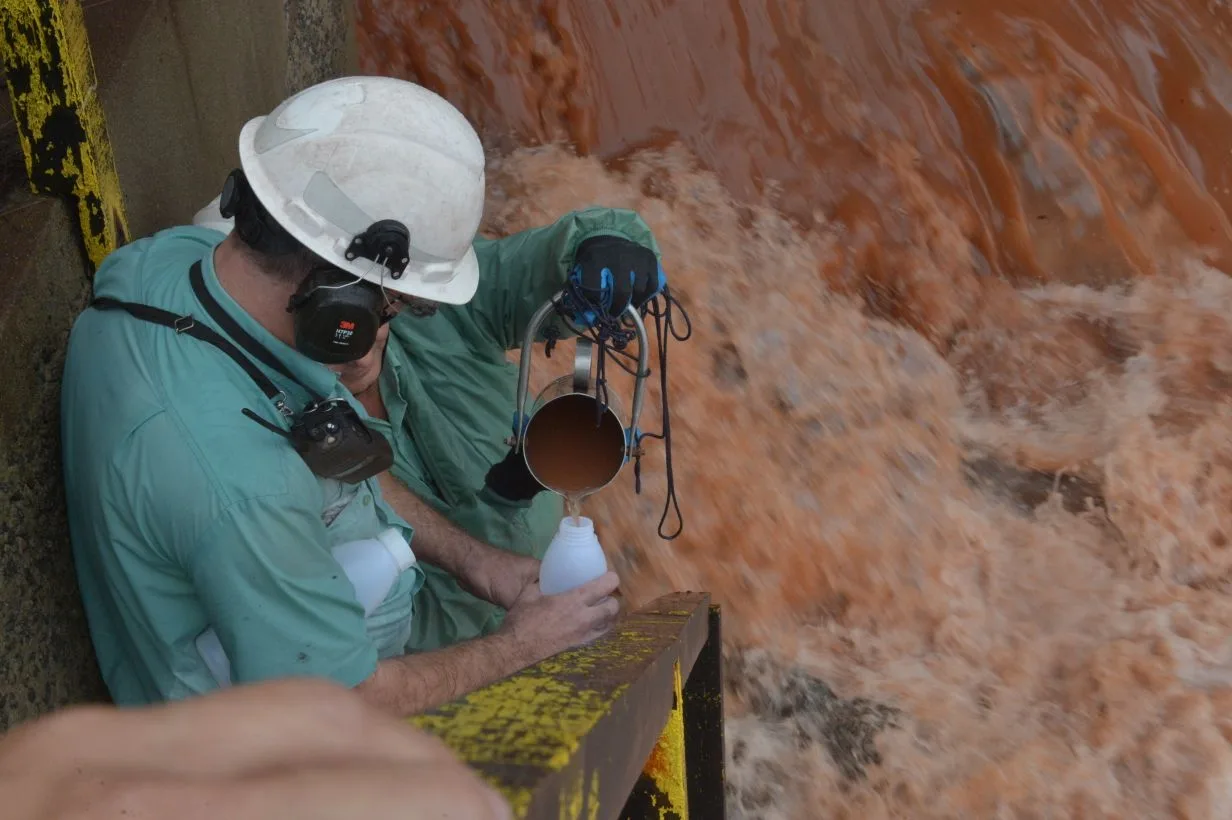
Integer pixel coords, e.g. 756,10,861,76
196,528,415,687
538,516,609,595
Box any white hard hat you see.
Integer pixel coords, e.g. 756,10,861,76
236,76,485,304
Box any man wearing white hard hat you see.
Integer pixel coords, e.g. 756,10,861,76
60,76,666,713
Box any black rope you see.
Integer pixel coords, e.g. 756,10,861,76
640,285,691,540
594,339,610,427
543,325,561,358
555,281,692,540
559,310,643,377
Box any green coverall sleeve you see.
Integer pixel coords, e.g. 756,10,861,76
466,207,662,350
191,495,379,688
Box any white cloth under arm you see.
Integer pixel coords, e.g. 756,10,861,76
192,194,234,236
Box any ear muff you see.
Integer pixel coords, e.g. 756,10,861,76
287,267,386,364
219,169,303,257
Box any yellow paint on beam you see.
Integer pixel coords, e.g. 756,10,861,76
409,644,662,816
0,0,129,268
410,660,608,816
558,767,601,820
410,594,712,819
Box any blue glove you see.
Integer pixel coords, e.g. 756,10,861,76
570,235,665,324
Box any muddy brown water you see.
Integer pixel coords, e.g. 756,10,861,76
524,393,628,495
359,2,1232,816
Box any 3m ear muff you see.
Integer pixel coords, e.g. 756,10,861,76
287,266,386,365
219,169,303,257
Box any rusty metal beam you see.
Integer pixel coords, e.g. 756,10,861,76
619,658,690,819
0,0,128,269
618,603,726,819
682,605,725,818
620,604,726,820
411,592,714,820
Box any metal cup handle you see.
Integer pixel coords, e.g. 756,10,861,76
512,290,650,454
573,337,594,394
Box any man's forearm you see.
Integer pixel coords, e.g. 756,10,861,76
356,631,526,717
377,472,490,595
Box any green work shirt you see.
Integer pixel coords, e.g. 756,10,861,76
60,226,424,707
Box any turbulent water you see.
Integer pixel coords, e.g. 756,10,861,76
358,2,1232,817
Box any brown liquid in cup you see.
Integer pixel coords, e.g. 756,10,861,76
524,394,627,495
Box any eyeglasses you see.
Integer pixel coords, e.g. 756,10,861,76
380,292,440,323
400,295,440,317
306,262,440,322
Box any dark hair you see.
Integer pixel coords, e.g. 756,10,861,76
234,235,322,283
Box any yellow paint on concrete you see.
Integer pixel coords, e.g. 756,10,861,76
0,0,129,267
639,659,690,819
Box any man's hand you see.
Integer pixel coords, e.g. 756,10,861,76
498,571,621,664
571,235,664,318
471,550,541,611
0,678,510,820
355,571,621,717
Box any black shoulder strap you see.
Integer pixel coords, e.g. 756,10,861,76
187,262,322,402
88,261,299,414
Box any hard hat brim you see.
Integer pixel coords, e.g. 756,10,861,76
399,244,480,306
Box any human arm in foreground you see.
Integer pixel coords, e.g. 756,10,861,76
0,678,510,820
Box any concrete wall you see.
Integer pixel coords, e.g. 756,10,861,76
84,0,357,239
0,78,107,727
0,0,355,730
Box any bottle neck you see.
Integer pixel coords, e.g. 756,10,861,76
556,516,599,548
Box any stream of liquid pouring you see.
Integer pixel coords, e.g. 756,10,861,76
359,2,1232,817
